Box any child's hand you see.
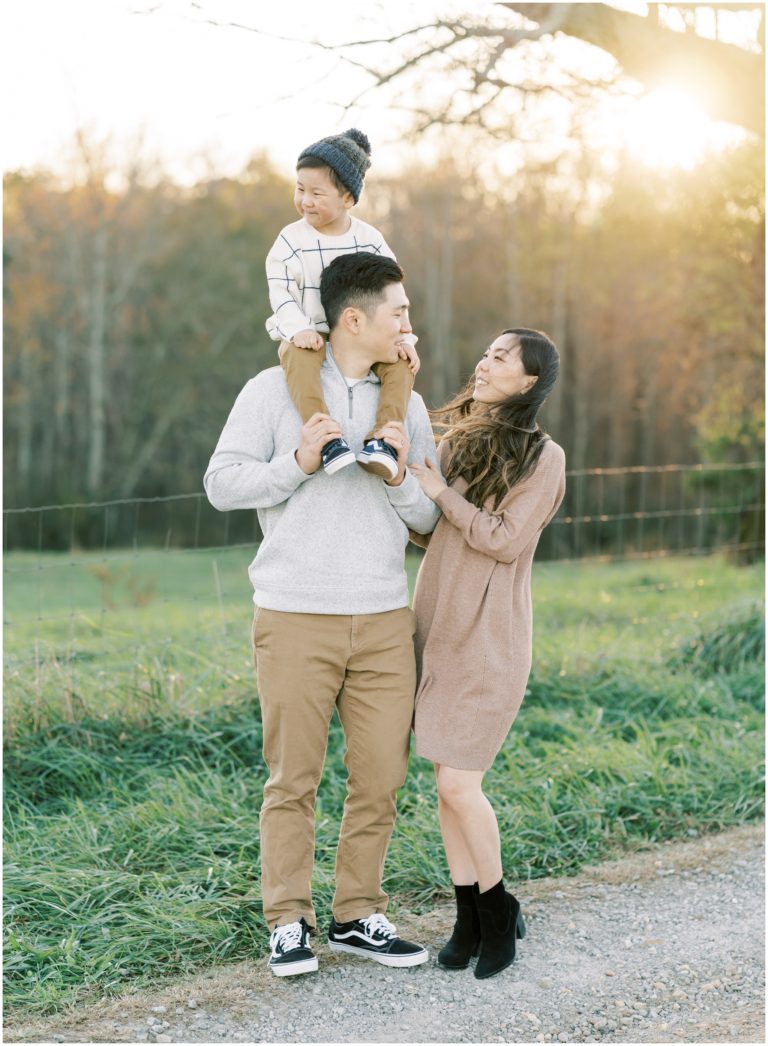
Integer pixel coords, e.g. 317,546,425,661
293,329,325,351
397,338,421,375
409,458,447,501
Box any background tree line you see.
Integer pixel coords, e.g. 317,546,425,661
3,136,763,548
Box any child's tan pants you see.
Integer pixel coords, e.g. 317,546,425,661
252,606,416,930
279,340,414,443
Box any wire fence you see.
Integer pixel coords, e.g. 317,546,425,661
5,461,764,558
3,462,764,703
541,461,764,562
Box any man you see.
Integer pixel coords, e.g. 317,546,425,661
204,252,441,977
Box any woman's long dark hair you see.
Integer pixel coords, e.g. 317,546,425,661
432,328,560,509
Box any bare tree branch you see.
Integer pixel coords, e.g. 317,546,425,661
503,2,763,132
279,20,460,50
182,2,763,136
350,32,467,92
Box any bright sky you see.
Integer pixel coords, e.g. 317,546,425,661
2,0,462,182
1,0,751,185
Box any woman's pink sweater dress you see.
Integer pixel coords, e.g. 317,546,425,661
412,438,566,771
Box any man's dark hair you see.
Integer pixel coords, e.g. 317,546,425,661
320,252,405,332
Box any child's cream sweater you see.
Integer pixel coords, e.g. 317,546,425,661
265,216,396,343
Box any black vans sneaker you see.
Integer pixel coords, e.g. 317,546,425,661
356,439,399,480
328,913,428,967
321,437,356,475
267,918,318,977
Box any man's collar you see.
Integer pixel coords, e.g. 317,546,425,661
323,341,381,384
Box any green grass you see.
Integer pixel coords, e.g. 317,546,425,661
3,551,765,1015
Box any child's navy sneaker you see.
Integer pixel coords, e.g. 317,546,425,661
267,918,318,977
356,438,399,480
321,437,356,475
328,913,428,967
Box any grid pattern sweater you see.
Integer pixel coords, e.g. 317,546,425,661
265,216,396,342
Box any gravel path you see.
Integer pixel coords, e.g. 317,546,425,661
6,823,764,1044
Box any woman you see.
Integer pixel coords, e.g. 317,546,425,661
409,327,565,980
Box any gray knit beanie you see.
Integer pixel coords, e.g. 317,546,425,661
297,129,372,203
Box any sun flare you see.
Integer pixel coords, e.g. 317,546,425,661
623,86,727,170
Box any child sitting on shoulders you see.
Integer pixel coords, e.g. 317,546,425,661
266,128,419,480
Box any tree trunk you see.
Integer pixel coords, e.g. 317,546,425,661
118,390,188,498
15,348,34,503
638,359,658,466
545,246,569,440
54,326,71,482
505,208,523,320
426,190,458,406
568,321,589,471
86,227,108,495
504,2,764,134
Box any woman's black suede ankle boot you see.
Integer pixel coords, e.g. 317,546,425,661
437,883,481,969
474,879,526,979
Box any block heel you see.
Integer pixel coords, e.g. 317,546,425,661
516,910,526,939
474,884,525,980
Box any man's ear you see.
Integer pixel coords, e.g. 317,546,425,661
340,305,362,333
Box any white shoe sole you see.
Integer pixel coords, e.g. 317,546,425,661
323,452,356,475
269,955,319,977
356,452,398,480
328,942,429,967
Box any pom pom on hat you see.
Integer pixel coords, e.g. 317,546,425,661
344,128,371,155
297,128,372,202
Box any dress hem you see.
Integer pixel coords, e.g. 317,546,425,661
413,741,494,773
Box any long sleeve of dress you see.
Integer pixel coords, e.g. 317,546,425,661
407,439,452,548
434,441,565,564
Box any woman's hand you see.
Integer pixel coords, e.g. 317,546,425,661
409,458,447,501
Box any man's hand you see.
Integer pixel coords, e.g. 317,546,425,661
375,421,410,487
408,458,447,501
292,329,326,351
396,338,421,375
295,413,343,474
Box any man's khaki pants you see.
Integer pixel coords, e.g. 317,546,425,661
252,606,416,931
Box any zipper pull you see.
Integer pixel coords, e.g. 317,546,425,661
348,386,354,418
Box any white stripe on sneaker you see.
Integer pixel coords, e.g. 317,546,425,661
331,928,389,947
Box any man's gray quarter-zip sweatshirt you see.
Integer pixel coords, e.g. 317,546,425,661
204,347,442,614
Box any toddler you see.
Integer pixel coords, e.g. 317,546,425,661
266,129,419,480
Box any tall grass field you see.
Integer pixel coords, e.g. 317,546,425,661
3,550,764,1016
